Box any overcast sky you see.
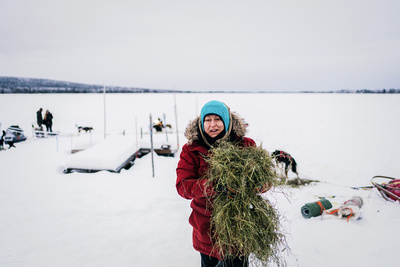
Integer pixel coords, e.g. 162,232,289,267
1,0,399,92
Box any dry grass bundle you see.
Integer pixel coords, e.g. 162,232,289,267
204,141,287,266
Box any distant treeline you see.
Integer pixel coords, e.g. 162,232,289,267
0,76,399,94
301,89,400,94
0,77,188,94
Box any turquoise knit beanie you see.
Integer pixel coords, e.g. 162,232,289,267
200,100,230,132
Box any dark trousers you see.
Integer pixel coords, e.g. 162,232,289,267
46,124,52,132
201,253,248,267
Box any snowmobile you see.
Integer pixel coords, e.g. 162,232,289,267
4,125,27,144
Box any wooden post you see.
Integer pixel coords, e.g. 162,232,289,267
135,117,138,149
163,113,168,142
150,114,155,177
103,83,106,139
56,134,58,152
174,91,180,151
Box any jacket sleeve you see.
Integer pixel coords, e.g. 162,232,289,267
243,136,256,147
176,144,214,200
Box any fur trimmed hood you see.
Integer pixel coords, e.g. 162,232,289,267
184,112,248,145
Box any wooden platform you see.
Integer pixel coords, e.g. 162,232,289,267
63,138,175,174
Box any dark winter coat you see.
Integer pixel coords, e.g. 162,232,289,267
176,112,256,259
44,112,53,126
36,110,43,126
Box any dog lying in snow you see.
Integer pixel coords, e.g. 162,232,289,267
76,125,94,133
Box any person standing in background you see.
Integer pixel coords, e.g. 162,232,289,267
44,110,53,132
36,108,43,128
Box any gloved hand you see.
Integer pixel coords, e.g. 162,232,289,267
215,182,237,199
254,183,272,194
254,185,263,194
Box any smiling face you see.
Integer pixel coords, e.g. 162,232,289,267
203,114,225,138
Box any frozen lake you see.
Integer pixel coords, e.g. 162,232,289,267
0,93,399,267
1,93,399,183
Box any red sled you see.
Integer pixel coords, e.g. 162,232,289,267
372,176,400,202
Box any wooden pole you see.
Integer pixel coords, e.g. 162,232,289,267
135,116,138,149
150,114,155,177
195,96,198,118
56,134,58,152
163,113,168,142
103,84,106,139
174,90,179,151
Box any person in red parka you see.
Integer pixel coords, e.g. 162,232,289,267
176,100,256,267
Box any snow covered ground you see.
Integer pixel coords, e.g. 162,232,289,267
0,93,399,267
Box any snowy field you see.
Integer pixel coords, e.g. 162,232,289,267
0,93,399,267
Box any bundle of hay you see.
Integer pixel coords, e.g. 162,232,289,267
204,141,287,266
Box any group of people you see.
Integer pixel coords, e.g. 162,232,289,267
36,108,54,132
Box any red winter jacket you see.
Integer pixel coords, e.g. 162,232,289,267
176,113,255,259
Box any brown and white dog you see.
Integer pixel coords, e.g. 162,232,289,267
271,150,302,184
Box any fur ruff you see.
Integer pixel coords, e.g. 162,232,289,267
184,112,247,145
